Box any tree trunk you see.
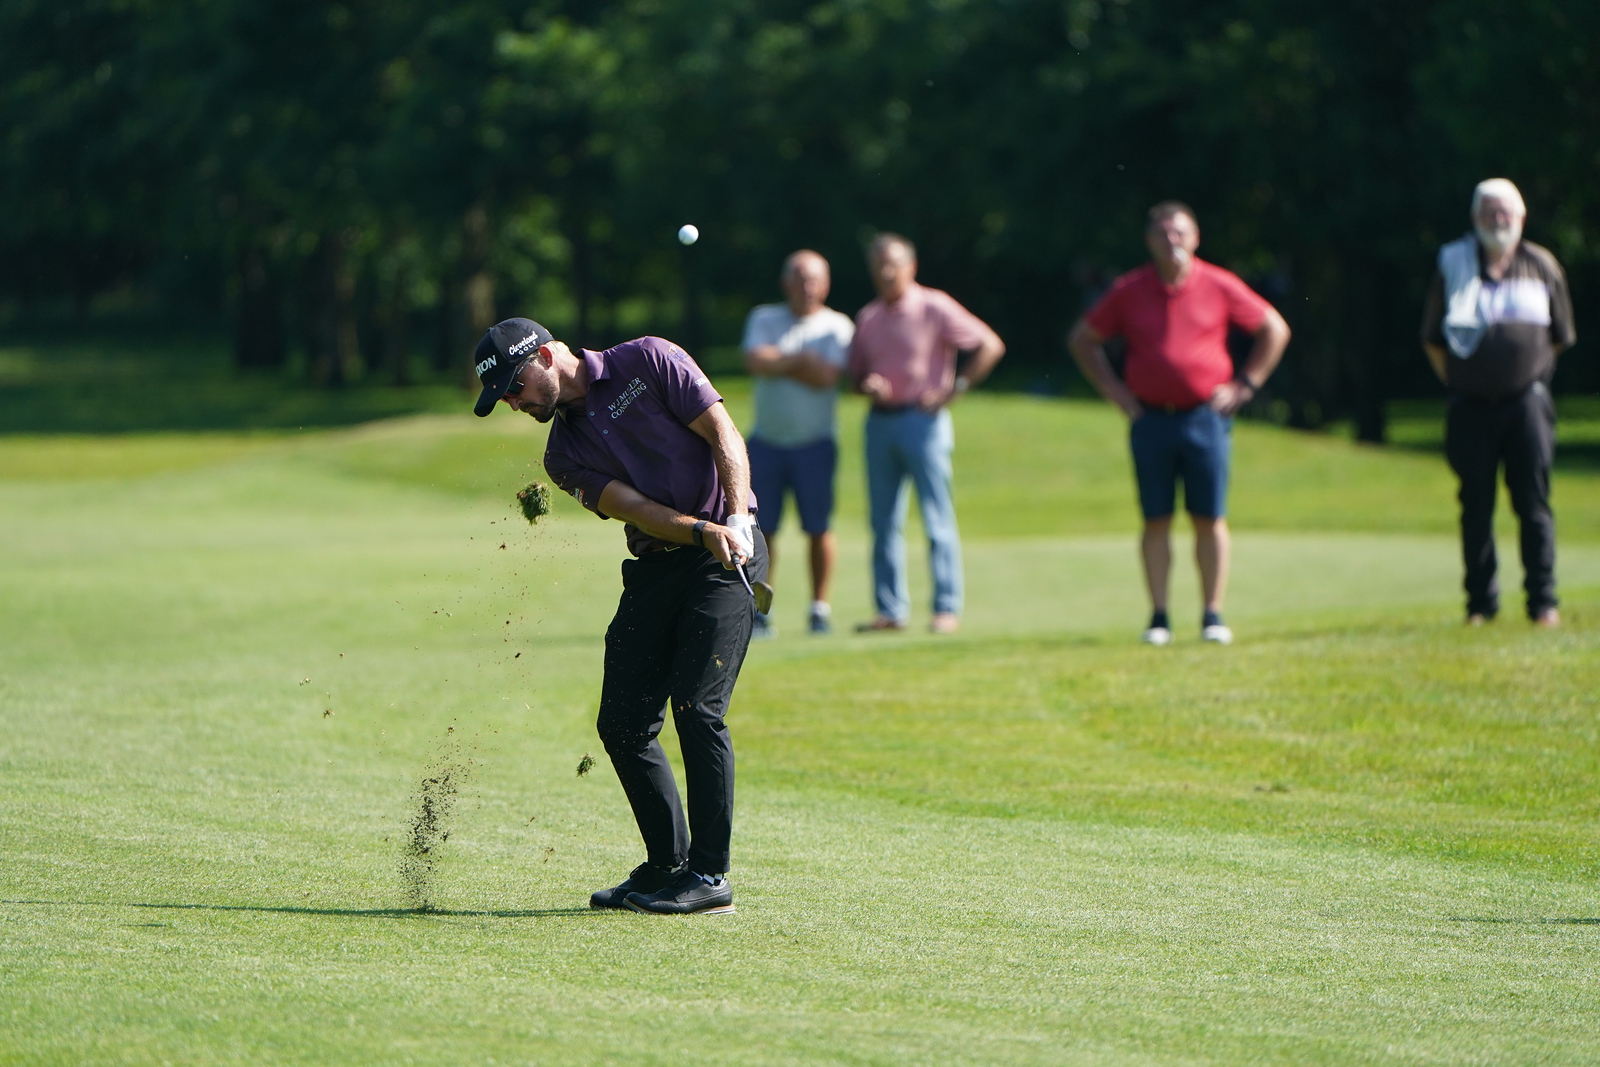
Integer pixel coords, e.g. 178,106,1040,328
382,267,411,387
302,236,336,386
303,233,360,387
1346,264,1387,444
233,245,285,370
333,235,362,384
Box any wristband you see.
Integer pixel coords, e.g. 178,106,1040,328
1235,376,1258,395
692,519,707,547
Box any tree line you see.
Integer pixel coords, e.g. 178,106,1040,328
3,0,1595,438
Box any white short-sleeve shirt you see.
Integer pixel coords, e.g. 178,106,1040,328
741,304,855,448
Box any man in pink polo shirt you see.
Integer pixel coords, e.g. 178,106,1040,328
1068,202,1290,646
849,233,1006,633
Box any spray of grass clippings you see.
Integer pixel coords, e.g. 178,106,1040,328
517,481,552,524
398,751,471,912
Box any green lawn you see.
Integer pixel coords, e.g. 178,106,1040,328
2,387,1599,1064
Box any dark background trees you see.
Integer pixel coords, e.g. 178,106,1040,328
2,0,1594,438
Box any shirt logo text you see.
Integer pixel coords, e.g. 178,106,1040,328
609,378,647,419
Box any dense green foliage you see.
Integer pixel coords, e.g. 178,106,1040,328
3,396,1599,1062
2,1,1597,432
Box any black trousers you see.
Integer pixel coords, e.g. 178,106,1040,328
595,532,765,875
1445,383,1558,619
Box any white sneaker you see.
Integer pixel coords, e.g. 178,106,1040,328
1201,623,1233,645
1141,626,1173,646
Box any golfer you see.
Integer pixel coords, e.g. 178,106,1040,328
473,318,765,915
741,250,855,637
1068,201,1290,645
1421,178,1575,626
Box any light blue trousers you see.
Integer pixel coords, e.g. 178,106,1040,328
865,408,963,620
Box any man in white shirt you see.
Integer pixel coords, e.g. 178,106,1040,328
741,250,855,635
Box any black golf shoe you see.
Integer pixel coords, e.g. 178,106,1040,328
625,869,735,915
590,862,681,910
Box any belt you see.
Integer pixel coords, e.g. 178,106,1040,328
870,402,920,415
1145,402,1202,415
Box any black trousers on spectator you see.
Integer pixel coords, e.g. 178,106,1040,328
1445,383,1557,619
595,533,765,876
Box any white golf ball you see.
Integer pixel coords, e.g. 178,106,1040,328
677,224,699,246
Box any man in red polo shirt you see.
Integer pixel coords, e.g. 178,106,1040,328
1068,201,1290,645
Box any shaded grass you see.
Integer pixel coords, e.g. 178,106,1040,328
0,333,468,434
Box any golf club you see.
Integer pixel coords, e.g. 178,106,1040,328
734,559,774,616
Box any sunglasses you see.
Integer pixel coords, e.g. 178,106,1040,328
503,360,531,397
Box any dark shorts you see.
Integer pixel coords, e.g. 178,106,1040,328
1129,406,1231,519
748,436,837,535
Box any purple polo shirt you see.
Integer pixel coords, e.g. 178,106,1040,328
543,336,752,556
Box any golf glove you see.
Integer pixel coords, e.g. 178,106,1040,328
725,513,757,561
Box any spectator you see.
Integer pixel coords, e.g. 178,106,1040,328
742,250,856,636
1421,178,1575,627
849,233,1006,634
1068,202,1290,645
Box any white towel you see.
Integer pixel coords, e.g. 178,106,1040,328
1438,234,1484,359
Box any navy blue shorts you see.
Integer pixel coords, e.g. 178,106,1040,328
1129,406,1231,519
748,436,837,535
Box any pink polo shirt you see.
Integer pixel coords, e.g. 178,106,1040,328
848,283,993,406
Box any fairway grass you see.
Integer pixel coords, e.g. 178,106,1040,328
3,395,1599,1065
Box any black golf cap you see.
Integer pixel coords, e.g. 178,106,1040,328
473,317,554,417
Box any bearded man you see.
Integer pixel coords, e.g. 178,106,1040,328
1421,178,1576,626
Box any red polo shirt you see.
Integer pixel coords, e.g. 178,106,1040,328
1085,260,1271,408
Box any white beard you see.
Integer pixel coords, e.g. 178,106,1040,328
1474,218,1522,256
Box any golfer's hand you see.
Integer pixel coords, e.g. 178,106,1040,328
701,525,742,568
704,517,755,570
860,372,894,403
724,513,757,561
1209,380,1253,416
1118,393,1145,421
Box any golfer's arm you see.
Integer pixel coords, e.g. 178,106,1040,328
1239,307,1291,388
1067,319,1138,411
1422,343,1448,384
595,481,702,544
688,402,752,518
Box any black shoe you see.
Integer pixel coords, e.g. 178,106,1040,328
590,862,681,910
625,868,735,915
